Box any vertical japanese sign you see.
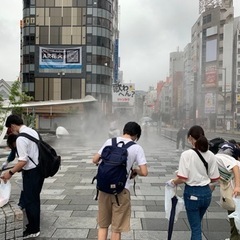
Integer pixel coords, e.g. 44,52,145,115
205,92,216,113
112,83,135,105
205,65,217,88
113,39,119,83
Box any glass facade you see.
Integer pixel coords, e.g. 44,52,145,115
21,0,118,102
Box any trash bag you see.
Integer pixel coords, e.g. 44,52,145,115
165,186,184,222
0,180,11,207
228,197,240,233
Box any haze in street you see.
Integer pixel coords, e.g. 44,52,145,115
0,1,240,90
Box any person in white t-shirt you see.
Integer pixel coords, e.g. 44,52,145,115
92,121,148,240
215,142,240,240
167,125,220,240
1,115,44,239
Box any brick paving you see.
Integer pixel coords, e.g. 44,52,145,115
0,131,233,240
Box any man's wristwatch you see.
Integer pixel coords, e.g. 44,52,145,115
9,170,14,176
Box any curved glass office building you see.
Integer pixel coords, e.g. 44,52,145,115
21,0,119,109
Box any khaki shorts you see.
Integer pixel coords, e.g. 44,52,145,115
98,189,131,232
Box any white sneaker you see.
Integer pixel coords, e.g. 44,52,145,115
23,231,40,239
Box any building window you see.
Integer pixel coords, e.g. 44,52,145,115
30,7,35,15
87,0,93,5
23,0,30,8
23,35,35,45
23,54,35,64
203,14,211,24
30,18,35,24
97,0,112,12
95,36,111,48
93,17,111,30
87,53,92,63
87,17,92,25
87,34,92,44
30,0,35,5
86,73,91,83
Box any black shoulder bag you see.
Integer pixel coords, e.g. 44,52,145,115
192,148,208,174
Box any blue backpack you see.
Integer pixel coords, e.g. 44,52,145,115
92,138,135,205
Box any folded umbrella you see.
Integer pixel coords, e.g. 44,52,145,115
167,195,178,240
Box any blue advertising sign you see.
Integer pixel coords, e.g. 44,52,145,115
113,39,119,82
39,47,82,69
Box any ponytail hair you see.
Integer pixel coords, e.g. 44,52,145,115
187,125,209,152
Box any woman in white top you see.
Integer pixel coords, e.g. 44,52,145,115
168,125,220,240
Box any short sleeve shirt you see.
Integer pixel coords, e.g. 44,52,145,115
215,153,238,181
17,125,39,170
98,137,147,190
177,149,220,186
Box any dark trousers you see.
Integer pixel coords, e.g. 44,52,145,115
176,136,185,149
22,167,44,233
228,210,240,240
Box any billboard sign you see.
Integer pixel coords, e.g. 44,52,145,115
39,47,82,70
112,83,135,105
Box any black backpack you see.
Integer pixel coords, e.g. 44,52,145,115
208,137,225,154
18,132,61,178
92,138,135,205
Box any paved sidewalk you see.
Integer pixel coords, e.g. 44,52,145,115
1,132,231,240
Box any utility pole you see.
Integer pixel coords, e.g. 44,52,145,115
193,72,197,125
223,67,227,131
218,67,226,131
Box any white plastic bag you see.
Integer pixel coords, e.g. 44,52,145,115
165,186,185,222
0,180,11,207
228,197,240,233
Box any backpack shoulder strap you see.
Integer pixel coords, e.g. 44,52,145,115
112,137,117,146
111,137,136,148
192,148,208,174
18,132,39,166
124,141,136,149
18,132,39,144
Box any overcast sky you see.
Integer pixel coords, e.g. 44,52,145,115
0,1,240,91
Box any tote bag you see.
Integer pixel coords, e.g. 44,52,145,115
219,178,235,211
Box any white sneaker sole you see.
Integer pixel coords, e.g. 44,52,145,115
23,231,40,239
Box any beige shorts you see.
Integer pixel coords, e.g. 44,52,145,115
98,189,131,232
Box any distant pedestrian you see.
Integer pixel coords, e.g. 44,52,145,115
167,125,220,240
92,121,148,240
176,125,187,151
1,114,44,239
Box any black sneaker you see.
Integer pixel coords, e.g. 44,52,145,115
23,230,40,239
